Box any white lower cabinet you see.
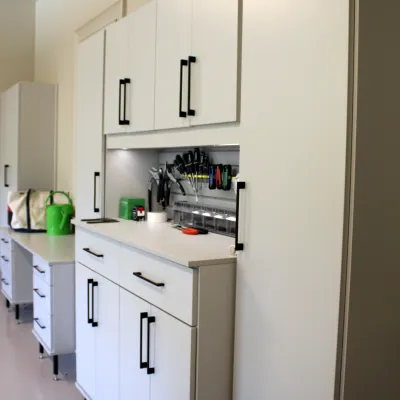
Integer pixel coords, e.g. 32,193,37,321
119,288,196,400
75,262,119,400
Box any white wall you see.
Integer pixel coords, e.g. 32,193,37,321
0,0,35,91
35,0,149,192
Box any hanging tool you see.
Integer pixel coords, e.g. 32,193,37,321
209,165,216,190
174,155,185,175
183,152,198,202
166,164,186,196
193,148,201,192
216,164,223,190
148,167,161,212
172,224,209,235
199,152,207,191
222,164,232,191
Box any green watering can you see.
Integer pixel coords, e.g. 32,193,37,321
45,192,75,236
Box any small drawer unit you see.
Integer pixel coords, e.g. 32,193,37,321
76,229,120,283
33,272,52,315
33,302,53,350
1,259,12,299
119,245,198,326
33,255,52,285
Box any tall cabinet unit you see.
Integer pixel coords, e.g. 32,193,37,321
75,31,105,219
0,82,57,227
104,2,157,134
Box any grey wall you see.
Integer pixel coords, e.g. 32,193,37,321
0,0,35,91
342,0,400,398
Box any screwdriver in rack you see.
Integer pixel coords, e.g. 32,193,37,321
194,148,201,192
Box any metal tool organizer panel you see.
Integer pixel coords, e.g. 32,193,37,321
105,146,240,218
157,146,240,211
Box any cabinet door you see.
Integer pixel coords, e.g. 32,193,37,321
94,273,120,400
150,306,196,400
127,2,157,133
104,18,129,135
0,86,19,227
75,263,96,399
190,0,239,126
119,288,151,400
75,30,105,220
154,0,192,130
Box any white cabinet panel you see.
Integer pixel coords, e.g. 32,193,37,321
75,30,105,219
190,0,239,126
75,263,96,400
126,2,157,132
94,273,119,400
104,19,129,135
150,306,196,400
119,288,151,400
154,0,192,130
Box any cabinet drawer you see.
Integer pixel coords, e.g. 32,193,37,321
1,260,12,298
119,246,198,326
33,255,51,285
0,248,11,269
33,273,52,314
76,229,120,283
0,233,11,250
33,302,52,350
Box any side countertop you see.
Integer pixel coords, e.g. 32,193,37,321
73,219,237,268
1,227,75,265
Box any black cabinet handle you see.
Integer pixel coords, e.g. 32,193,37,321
1,238,9,244
92,281,98,327
119,79,124,125
147,316,156,375
235,181,246,251
122,78,130,125
93,172,100,213
1,278,9,286
33,289,46,298
4,165,9,188
87,279,93,324
83,248,104,258
1,256,9,263
187,56,196,116
34,318,46,330
133,272,165,288
33,265,46,274
179,60,188,118
140,312,148,369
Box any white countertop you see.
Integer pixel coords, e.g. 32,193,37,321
73,219,236,268
1,228,75,265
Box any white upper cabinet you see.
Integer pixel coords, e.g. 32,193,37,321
75,30,105,219
154,0,192,130
104,18,129,135
190,0,239,126
103,0,240,134
155,0,239,130
127,2,157,132
104,2,157,134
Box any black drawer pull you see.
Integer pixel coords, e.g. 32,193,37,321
147,316,156,375
33,289,46,299
92,281,98,327
1,238,9,244
1,256,9,263
1,278,9,286
83,248,104,258
33,265,45,274
133,272,165,288
4,165,9,188
235,181,246,251
34,318,46,330
140,312,148,369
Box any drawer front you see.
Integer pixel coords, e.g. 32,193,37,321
0,243,11,260
0,232,11,250
33,273,52,315
119,245,197,326
0,248,11,271
1,260,12,298
76,229,120,283
33,255,51,285
33,302,52,350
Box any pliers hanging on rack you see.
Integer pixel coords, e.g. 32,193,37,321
148,167,161,212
